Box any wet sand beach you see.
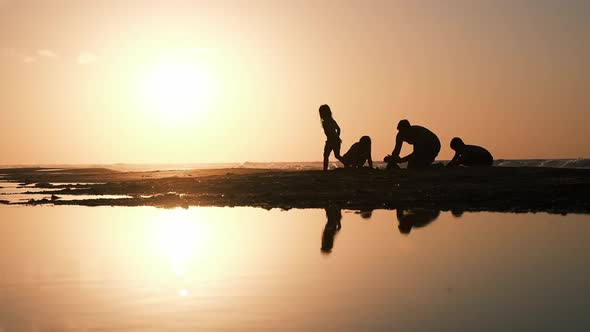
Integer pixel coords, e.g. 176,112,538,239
1,167,588,213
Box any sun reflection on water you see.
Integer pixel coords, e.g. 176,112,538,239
156,209,200,276
148,208,219,300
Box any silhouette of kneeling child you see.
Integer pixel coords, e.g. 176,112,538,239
341,135,373,168
446,137,494,167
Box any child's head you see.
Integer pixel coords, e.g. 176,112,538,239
319,104,332,120
360,135,371,147
450,137,465,151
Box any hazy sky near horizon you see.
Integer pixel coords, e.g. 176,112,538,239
1,0,588,164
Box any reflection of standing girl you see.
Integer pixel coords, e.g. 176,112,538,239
319,104,344,171
321,206,342,253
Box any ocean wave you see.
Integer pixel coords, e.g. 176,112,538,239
493,159,590,169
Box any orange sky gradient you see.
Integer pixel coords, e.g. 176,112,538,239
1,0,588,164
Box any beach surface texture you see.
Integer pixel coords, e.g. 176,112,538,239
1,167,588,214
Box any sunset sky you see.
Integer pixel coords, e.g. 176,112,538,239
1,0,588,164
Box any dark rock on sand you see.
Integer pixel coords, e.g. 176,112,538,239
35,182,56,188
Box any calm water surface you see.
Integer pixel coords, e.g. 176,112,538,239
0,206,589,331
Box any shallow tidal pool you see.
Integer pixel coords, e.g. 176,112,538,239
0,206,589,331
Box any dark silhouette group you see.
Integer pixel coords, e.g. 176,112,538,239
319,104,494,170
317,103,494,253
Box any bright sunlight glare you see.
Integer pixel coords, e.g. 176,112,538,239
155,209,201,276
140,62,214,119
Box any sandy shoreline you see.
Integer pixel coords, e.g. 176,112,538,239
1,166,589,214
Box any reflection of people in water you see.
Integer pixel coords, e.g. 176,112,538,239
396,208,440,235
321,206,342,253
358,210,373,219
451,209,464,218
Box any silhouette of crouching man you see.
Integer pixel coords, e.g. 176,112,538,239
385,120,441,170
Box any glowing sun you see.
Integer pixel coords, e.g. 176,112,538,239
141,62,213,119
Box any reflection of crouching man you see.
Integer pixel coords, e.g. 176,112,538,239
446,137,493,167
396,208,440,235
341,136,373,168
385,120,441,170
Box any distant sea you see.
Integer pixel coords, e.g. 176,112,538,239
2,159,589,172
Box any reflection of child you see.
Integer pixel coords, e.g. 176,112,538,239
342,136,373,168
321,206,342,253
319,104,344,171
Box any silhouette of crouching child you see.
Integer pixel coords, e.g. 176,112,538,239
446,137,494,167
341,136,373,169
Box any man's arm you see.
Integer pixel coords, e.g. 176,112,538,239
367,150,373,168
391,133,403,158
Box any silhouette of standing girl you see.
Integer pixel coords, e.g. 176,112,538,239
319,104,344,171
